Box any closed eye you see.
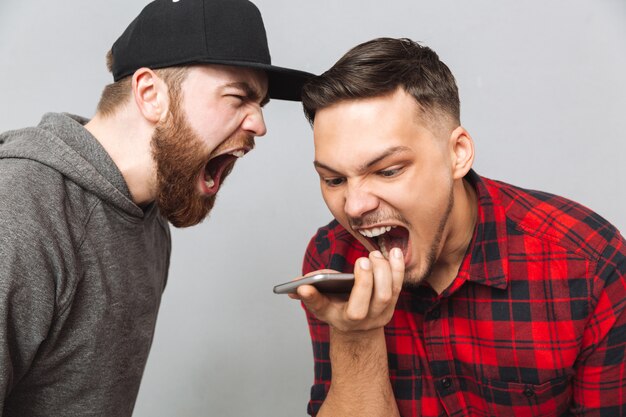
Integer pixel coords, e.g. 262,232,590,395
223,81,267,107
227,94,245,103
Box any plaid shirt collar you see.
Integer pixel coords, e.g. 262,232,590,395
442,170,509,296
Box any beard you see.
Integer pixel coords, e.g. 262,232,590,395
403,183,455,290
346,181,455,289
151,99,216,228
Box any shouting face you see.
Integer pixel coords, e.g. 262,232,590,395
152,65,268,227
313,88,474,288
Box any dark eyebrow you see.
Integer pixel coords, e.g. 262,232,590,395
314,146,411,175
224,81,269,107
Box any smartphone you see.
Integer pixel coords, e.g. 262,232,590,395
273,273,355,295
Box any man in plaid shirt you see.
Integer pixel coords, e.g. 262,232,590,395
290,37,626,416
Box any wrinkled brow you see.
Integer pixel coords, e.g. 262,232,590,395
224,81,269,107
314,146,411,175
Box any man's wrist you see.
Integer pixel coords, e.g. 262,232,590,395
330,326,385,345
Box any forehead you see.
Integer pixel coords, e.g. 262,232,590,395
313,90,429,156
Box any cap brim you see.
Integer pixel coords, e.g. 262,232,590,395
265,65,315,102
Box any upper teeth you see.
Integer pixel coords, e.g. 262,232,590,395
358,226,394,238
205,177,215,188
230,150,245,158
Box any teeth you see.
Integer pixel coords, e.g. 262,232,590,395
230,150,245,158
205,176,215,189
358,226,392,238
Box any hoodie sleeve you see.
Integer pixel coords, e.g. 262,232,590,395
0,161,57,407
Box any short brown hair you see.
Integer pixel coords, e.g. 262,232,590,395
302,38,460,128
96,50,190,117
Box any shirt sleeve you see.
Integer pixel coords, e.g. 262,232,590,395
301,232,331,417
572,232,626,415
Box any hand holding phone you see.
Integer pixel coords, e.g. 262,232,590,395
288,250,405,334
273,273,355,294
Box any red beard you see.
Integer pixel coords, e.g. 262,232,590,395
151,99,216,228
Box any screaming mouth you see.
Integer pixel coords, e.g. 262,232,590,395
356,224,409,258
202,149,247,193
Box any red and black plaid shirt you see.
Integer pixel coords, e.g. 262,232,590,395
301,171,626,417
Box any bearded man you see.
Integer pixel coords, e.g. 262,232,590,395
0,0,310,415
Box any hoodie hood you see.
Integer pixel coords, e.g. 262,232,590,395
0,113,143,217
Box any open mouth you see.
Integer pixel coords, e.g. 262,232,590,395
356,224,410,259
201,149,247,195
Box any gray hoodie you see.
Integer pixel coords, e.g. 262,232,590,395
0,113,171,416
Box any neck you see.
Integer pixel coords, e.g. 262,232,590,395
427,178,478,294
85,109,157,206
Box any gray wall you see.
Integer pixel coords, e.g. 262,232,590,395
1,1,624,416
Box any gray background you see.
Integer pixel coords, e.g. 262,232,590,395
1,1,624,416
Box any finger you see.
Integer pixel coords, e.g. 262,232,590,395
389,247,405,296
369,250,393,316
297,284,330,319
344,257,374,321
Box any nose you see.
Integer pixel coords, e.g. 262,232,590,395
242,105,267,137
343,181,379,219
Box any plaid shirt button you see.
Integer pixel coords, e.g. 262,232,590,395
523,387,535,398
440,378,452,389
430,307,441,319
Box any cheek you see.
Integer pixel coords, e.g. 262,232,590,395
321,188,339,211
189,120,237,152
321,188,348,222
382,170,452,217
184,103,239,144
185,115,218,143
376,179,419,214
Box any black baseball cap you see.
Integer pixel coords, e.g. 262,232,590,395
111,0,312,101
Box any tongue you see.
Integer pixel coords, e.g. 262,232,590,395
378,227,409,255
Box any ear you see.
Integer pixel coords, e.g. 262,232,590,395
449,126,475,180
131,68,170,124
